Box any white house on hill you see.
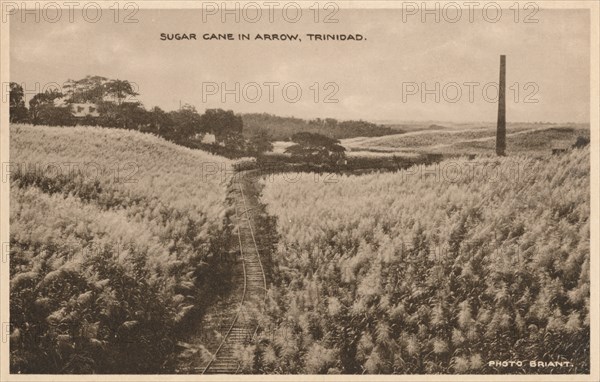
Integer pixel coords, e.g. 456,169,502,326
71,103,100,118
53,98,100,118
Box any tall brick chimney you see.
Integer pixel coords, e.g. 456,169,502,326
496,55,506,156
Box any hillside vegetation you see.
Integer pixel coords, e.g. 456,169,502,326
242,113,397,141
9,124,232,373
254,149,590,373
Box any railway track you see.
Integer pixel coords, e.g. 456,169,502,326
202,174,267,374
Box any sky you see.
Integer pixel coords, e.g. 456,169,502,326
10,7,590,123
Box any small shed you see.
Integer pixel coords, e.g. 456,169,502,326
551,139,571,155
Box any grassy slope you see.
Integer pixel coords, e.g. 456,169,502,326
342,124,589,157
9,124,232,373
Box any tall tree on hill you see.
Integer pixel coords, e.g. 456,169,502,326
63,75,108,103
147,106,174,135
9,82,28,123
96,101,149,130
169,104,204,140
285,132,346,164
200,108,243,147
247,128,274,157
29,90,73,126
118,102,150,130
63,76,138,105
104,79,139,105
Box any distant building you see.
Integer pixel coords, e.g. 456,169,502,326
52,92,137,119
201,133,216,144
53,98,100,118
70,103,100,118
551,139,571,155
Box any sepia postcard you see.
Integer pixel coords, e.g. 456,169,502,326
0,1,598,381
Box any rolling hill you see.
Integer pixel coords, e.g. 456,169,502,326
342,124,590,157
9,124,233,373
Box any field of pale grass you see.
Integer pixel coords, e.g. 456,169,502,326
254,148,590,374
9,124,233,373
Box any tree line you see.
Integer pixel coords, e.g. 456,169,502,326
9,76,352,161
9,78,246,147
242,112,397,140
